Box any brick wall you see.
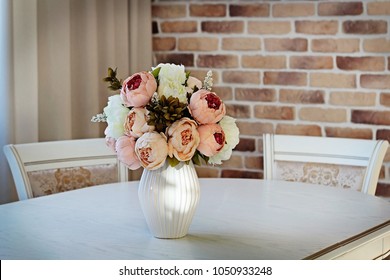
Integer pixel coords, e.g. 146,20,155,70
151,0,390,197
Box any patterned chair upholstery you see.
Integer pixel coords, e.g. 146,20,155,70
27,164,119,197
263,134,389,195
3,138,129,200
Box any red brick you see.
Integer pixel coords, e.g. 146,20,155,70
264,38,307,52
235,138,255,152
379,166,385,180
361,75,390,89
212,86,232,101
160,21,197,33
364,39,390,53
245,156,263,170
197,55,238,68
190,4,226,17
290,56,333,70
296,21,338,35
264,72,307,86
248,21,291,34
154,53,194,67
153,37,176,51
273,3,315,17
225,104,251,118
152,4,186,18
299,108,347,123
223,71,260,84
221,170,262,179
220,155,243,169
222,38,261,51
343,20,387,34
254,105,295,120
380,93,390,107
337,56,385,71
242,55,286,69
230,4,269,17
325,127,372,139
236,121,273,136
318,2,363,16
352,110,390,125
330,91,376,106
152,21,158,34
279,89,325,104
201,21,244,33
178,37,218,51
367,2,390,15
312,39,359,53
276,124,322,136
311,73,356,88
376,183,390,197
377,129,390,142
235,88,276,102
195,167,219,178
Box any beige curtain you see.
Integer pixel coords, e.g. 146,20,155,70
38,0,152,141
0,0,152,204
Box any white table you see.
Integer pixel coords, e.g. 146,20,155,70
0,179,389,260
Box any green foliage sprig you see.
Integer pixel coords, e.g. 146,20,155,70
103,67,122,91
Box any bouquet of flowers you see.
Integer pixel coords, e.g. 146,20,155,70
92,63,239,171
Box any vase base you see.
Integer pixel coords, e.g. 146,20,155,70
150,229,189,239
153,234,187,239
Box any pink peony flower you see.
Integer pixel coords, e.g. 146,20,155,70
123,107,154,138
197,124,225,157
120,71,157,107
167,117,200,162
186,76,203,94
135,132,168,170
116,136,141,170
188,89,226,124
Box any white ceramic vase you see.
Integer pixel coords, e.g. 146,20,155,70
138,160,200,238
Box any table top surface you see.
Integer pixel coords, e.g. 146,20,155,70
0,178,389,260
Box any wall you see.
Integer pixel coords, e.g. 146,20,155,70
151,0,390,197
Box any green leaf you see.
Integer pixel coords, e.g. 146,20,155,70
200,154,209,164
103,66,122,91
108,67,114,77
192,153,201,166
167,156,180,167
185,71,191,82
151,67,161,79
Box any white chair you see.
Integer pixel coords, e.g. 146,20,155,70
263,134,389,195
3,138,129,200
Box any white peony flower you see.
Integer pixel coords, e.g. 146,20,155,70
154,63,188,104
156,63,186,84
158,80,188,103
103,94,130,139
208,116,239,165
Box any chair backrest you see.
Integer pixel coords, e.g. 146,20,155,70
3,138,129,200
263,134,389,195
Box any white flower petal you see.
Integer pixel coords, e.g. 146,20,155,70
208,116,239,165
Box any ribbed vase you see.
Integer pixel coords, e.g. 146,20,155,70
138,160,200,239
